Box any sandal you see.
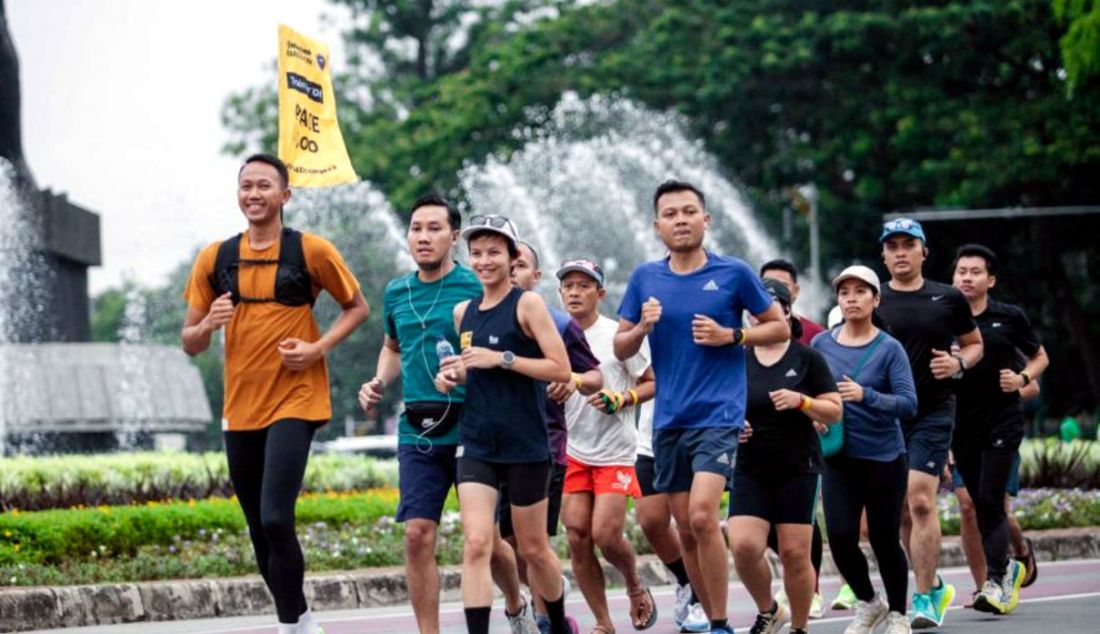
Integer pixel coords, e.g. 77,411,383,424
627,585,657,630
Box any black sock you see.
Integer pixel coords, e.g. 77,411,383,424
464,606,491,634
665,557,691,588
543,593,569,634
766,601,777,615
710,618,728,630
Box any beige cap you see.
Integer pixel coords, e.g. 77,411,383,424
832,264,881,294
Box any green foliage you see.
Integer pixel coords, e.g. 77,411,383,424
1019,438,1100,488
0,452,398,512
1053,0,1100,93
2,484,1098,585
0,488,411,568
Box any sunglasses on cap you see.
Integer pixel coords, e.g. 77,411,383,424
468,214,516,231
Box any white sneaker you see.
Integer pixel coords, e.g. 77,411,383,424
973,579,1006,615
680,602,710,633
882,611,911,634
748,602,790,634
843,594,889,634
674,583,693,626
808,592,826,619
506,597,540,634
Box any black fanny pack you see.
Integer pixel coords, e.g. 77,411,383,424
404,401,462,438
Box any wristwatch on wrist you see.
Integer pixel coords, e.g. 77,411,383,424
951,352,966,379
501,350,516,370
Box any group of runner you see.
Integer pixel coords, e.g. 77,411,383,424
182,154,1048,634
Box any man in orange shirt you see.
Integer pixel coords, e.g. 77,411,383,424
181,153,368,634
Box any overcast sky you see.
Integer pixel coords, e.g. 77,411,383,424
8,0,349,293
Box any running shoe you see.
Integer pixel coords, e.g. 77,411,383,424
709,625,735,634
930,575,956,617
506,597,539,634
535,613,550,634
680,603,710,633
1017,536,1039,587
1001,559,1026,614
843,594,888,634
808,592,825,619
973,579,1006,615
909,592,938,629
748,603,789,634
674,583,694,626
882,611,912,634
832,583,858,610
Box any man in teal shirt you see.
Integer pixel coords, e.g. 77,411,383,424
358,195,485,634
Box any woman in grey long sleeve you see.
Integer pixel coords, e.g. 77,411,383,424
812,265,917,634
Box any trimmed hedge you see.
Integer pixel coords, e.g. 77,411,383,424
0,452,398,511
0,488,413,567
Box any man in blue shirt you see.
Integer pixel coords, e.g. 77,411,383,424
358,195,531,634
615,180,789,634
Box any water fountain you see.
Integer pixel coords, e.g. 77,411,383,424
461,93,826,316
0,4,210,454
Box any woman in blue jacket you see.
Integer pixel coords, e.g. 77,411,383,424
812,265,918,634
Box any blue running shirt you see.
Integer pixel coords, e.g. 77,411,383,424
618,252,774,431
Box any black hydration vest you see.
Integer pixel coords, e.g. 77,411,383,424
208,228,315,307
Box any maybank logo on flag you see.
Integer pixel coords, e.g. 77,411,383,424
277,24,357,187
286,72,323,103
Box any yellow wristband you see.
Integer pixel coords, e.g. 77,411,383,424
572,373,583,389
628,389,639,406
799,395,813,412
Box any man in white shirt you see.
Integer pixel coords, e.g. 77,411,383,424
557,259,658,633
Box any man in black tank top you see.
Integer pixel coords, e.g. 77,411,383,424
951,244,1047,615
877,218,983,629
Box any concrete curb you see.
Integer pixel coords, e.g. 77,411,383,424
2,527,1097,632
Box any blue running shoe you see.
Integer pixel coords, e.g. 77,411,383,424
909,593,937,629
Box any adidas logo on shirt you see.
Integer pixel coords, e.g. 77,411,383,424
489,335,499,345
702,279,719,291
785,368,798,378
716,452,729,464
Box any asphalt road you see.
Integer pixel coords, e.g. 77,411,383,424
31,559,1100,633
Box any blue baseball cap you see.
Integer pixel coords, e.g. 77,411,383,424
880,217,927,243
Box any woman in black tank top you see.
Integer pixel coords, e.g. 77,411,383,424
434,217,578,634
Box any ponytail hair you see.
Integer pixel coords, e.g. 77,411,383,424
789,313,804,341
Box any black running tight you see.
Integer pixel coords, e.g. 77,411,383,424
225,418,319,623
823,454,909,613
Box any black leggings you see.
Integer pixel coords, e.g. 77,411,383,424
768,520,824,586
953,420,1023,584
823,455,909,613
225,418,319,623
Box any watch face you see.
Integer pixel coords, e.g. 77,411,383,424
502,351,516,367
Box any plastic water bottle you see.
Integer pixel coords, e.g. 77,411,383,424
435,336,456,361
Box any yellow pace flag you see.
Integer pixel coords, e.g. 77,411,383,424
277,24,357,187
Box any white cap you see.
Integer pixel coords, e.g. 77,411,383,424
832,264,881,294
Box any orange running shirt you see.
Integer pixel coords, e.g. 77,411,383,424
183,231,360,431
